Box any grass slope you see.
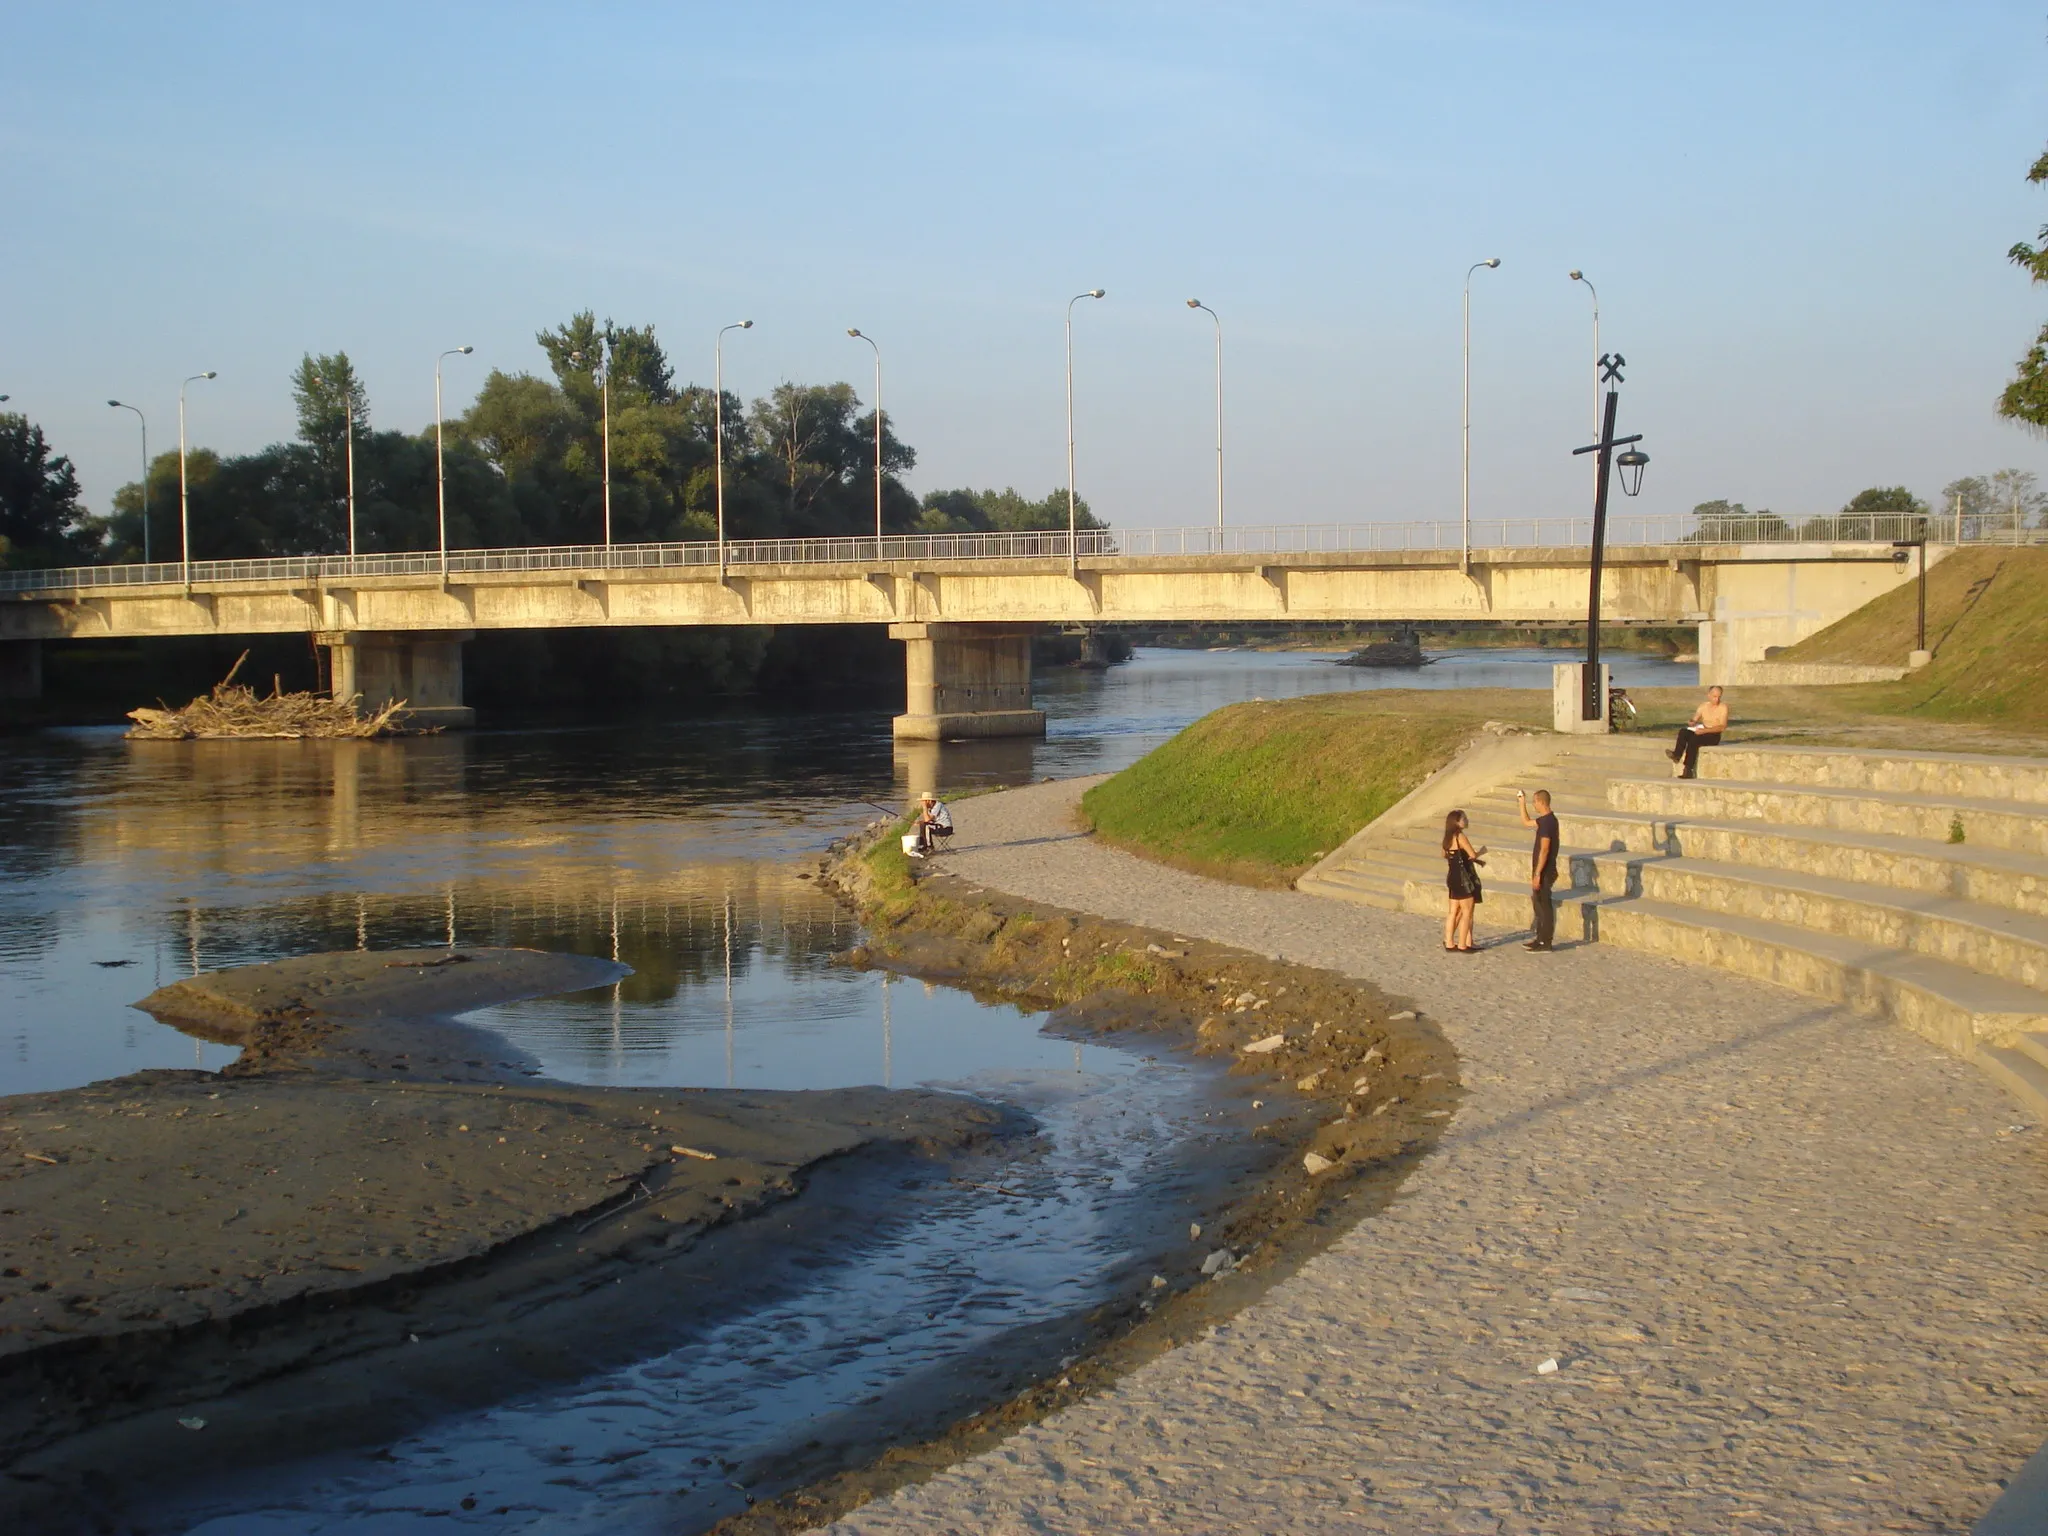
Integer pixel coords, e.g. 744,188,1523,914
1782,547,2048,728
1080,691,1536,887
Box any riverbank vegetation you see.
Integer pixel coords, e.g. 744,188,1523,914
0,311,1103,572
1080,693,1544,886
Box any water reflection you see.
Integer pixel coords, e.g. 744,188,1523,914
1,645,1697,1095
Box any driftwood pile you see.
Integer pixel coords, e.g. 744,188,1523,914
126,652,418,740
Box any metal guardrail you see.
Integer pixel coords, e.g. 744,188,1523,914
0,515,2038,597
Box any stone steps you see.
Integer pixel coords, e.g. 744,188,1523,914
1560,812,2048,917
1301,735,2048,1122
1608,777,2048,857
1591,899,2048,1059
1635,858,2048,993
1701,744,2048,804
1976,1033,2048,1124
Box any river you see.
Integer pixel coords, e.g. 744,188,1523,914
0,645,1693,1531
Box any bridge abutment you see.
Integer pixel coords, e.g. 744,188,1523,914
889,622,1045,741
0,639,42,700
321,631,476,729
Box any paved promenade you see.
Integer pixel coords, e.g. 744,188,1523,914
829,778,2048,1536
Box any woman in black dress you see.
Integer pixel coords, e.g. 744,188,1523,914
1442,808,1486,953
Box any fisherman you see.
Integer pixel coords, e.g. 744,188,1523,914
912,791,954,857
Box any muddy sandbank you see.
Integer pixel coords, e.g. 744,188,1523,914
0,947,1016,1525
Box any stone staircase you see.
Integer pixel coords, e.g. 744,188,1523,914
1302,737,2048,1121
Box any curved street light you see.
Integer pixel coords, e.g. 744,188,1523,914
1462,259,1500,570
178,371,217,585
435,346,474,575
1186,300,1224,533
846,329,885,544
715,321,754,575
1568,270,1600,437
1066,289,1105,574
107,400,149,564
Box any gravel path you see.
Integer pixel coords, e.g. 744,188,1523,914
830,778,2048,1536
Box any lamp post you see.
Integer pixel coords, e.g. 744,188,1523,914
847,329,884,544
435,346,473,576
1186,300,1224,533
1462,259,1500,569
107,400,149,564
1893,518,1929,662
1065,288,1105,575
715,320,754,576
1568,271,1600,436
177,371,217,585
1570,353,1650,722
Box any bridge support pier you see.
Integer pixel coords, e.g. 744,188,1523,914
321,631,476,729
0,639,42,701
890,622,1045,741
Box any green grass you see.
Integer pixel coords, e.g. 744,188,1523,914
1780,547,2048,728
1079,691,1534,886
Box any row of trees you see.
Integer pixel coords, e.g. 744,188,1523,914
1690,471,2047,542
0,311,1101,569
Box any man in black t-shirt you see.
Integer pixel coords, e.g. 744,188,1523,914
1516,787,1560,951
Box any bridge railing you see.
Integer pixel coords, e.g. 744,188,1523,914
0,514,2036,597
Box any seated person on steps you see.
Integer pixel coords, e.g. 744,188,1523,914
911,792,953,857
1669,685,1729,779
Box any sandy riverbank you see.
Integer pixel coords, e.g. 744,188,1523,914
0,947,1015,1528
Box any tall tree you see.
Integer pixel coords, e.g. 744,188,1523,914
0,413,93,567
2000,146,2048,430
290,352,370,464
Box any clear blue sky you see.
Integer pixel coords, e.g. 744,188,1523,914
4,1,2046,533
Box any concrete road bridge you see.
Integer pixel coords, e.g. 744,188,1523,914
0,514,1949,735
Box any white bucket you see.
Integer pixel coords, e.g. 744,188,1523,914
901,833,921,856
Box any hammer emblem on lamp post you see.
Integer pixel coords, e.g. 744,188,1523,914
1570,352,1651,723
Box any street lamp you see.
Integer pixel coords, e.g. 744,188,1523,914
1570,353,1651,723
1066,288,1105,574
847,329,884,544
178,371,217,585
1186,300,1224,533
435,346,473,575
1462,259,1500,569
1568,270,1600,437
107,400,149,564
570,344,614,549
715,320,753,575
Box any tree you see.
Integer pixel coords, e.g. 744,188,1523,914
1817,486,1927,541
1686,499,1789,542
0,413,94,568
1939,476,1995,539
1989,467,2047,535
2000,146,2048,430
291,352,370,463
743,382,916,538
916,486,1102,533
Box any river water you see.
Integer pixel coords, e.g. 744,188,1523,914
0,645,1692,1531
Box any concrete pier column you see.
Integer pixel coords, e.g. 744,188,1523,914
320,630,476,730
889,622,1045,741
0,639,43,701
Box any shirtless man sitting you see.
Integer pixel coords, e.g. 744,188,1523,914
1669,685,1729,779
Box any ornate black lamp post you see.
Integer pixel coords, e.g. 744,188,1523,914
1570,353,1650,722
